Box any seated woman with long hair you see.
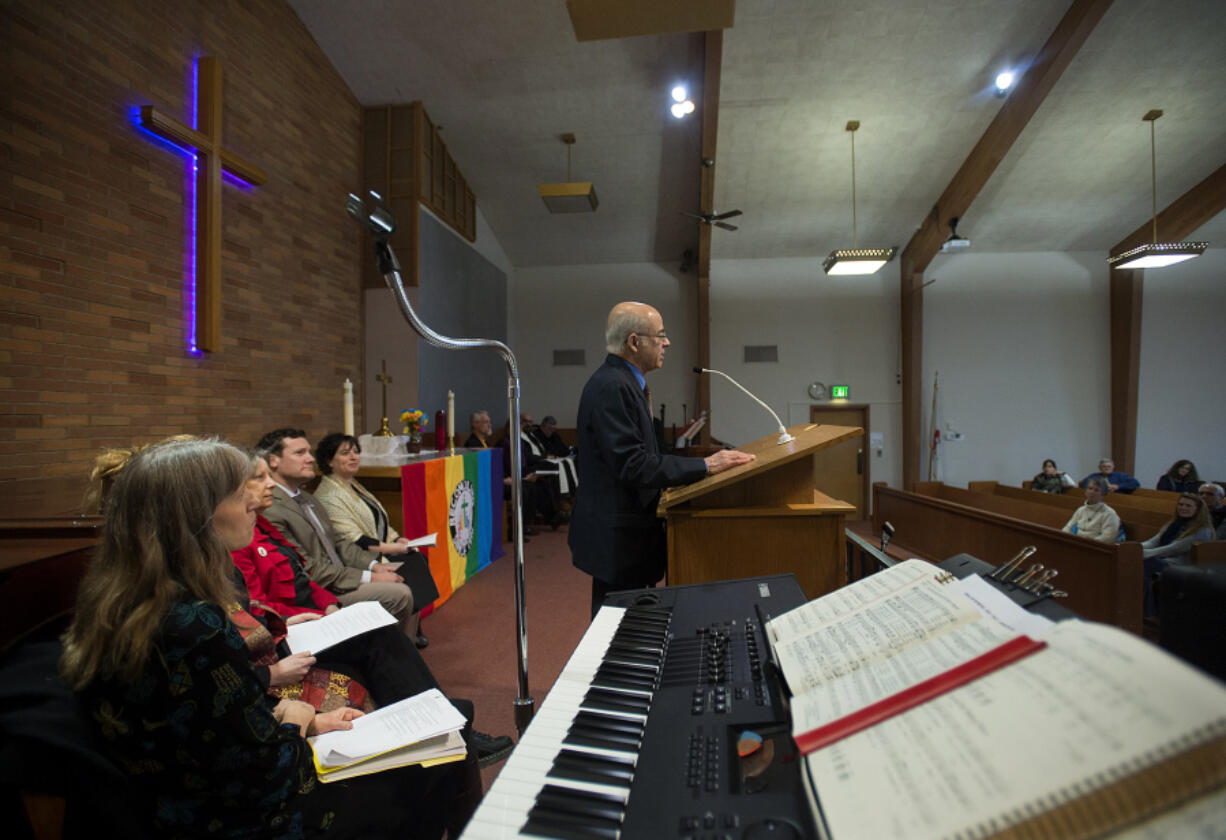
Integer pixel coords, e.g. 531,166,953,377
1140,492,1215,617
1156,459,1200,493
61,437,476,838
91,443,372,713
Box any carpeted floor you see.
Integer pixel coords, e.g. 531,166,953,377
416,523,591,790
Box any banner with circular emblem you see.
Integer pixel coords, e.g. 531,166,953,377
400,447,505,611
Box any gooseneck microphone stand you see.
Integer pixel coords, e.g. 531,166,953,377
346,191,534,733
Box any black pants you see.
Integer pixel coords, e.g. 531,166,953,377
300,699,480,838
312,628,482,836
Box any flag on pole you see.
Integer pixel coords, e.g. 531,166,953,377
927,372,940,481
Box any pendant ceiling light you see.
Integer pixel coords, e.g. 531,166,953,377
823,121,895,276
1107,110,1207,270
538,133,599,213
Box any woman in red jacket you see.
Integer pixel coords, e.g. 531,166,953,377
232,453,340,617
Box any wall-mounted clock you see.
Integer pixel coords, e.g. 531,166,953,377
807,381,826,400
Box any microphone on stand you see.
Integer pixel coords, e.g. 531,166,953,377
693,366,794,445
880,521,895,553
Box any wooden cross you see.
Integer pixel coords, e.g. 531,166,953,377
375,359,394,436
139,56,266,353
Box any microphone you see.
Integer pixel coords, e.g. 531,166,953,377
693,366,794,445
880,521,895,553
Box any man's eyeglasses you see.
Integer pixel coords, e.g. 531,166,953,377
633,331,668,341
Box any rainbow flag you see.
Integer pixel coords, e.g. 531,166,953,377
400,448,504,612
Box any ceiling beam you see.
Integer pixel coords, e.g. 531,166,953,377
897,0,1114,489
902,0,1116,274
1107,159,1225,474
1110,160,1226,256
695,29,722,445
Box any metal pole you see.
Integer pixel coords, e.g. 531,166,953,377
347,192,534,733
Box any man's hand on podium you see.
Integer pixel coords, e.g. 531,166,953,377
704,449,755,475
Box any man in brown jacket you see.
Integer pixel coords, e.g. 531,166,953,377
257,428,418,639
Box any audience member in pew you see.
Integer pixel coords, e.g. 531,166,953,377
313,432,437,648
1079,458,1139,494
235,448,511,760
1031,459,1075,493
1140,492,1216,617
258,427,422,643
93,444,374,714
1199,483,1225,535
1156,459,1200,493
533,415,574,457
60,436,480,838
1061,476,1122,542
463,409,493,448
497,418,563,534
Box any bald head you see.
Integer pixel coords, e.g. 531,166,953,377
606,301,669,373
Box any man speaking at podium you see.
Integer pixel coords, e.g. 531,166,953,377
570,301,755,617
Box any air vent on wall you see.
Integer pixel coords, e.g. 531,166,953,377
743,345,778,363
553,349,586,366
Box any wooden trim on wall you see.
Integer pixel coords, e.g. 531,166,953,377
1109,268,1142,474
360,103,478,290
899,256,923,490
695,30,722,445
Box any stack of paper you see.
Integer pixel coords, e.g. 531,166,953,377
308,688,468,782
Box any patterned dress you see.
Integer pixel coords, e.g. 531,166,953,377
80,600,321,837
79,600,466,838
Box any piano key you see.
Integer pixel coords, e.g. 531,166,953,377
520,816,619,840
461,604,667,840
548,751,635,787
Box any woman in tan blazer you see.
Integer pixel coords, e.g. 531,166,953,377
314,432,434,647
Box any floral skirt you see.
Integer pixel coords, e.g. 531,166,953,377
229,605,375,713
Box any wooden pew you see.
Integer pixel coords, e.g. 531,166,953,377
871,484,1142,634
0,519,100,653
0,519,103,840
1190,541,1226,566
968,481,1167,541
1021,480,1178,515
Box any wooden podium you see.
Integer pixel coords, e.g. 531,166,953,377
660,422,861,599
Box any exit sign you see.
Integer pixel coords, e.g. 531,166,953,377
831,385,850,399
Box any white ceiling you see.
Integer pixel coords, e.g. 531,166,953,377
290,0,1226,268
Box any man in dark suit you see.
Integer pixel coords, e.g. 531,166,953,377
569,301,754,616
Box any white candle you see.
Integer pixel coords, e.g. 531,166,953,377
447,390,455,446
343,378,355,435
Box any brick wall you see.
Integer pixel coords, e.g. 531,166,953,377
1,0,365,516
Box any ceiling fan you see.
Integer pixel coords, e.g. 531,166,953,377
680,209,742,231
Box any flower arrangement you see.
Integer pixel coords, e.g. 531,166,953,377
399,408,428,437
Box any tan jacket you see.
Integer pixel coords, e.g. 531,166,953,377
314,473,401,547
262,485,380,593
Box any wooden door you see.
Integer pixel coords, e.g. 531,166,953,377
808,404,869,518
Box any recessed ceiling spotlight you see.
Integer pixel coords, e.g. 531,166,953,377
671,85,688,103
995,71,1015,97
670,99,696,119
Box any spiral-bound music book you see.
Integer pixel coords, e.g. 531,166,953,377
767,559,1048,754
794,606,1226,838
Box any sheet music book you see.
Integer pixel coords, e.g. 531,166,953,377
767,559,1046,753
802,619,1226,840
308,688,468,779
285,601,398,654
